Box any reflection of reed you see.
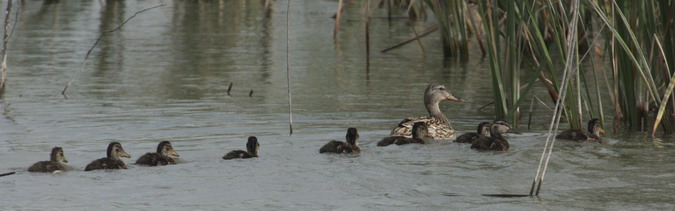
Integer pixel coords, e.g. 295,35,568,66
60,4,165,98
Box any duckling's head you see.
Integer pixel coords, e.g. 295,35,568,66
492,120,521,134
346,128,359,146
246,136,260,157
157,141,179,157
107,142,131,159
477,122,492,136
50,147,68,163
411,122,429,139
588,118,605,136
424,83,464,104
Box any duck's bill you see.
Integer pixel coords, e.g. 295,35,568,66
447,96,465,102
599,129,606,135
120,151,131,158
63,157,69,163
169,150,180,157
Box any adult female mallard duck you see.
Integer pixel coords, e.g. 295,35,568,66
319,128,360,154
84,142,131,171
28,147,70,173
455,121,520,144
471,122,518,151
556,118,606,143
136,141,180,166
223,136,260,160
378,122,428,146
390,83,464,140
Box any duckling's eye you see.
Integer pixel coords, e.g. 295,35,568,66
439,87,446,90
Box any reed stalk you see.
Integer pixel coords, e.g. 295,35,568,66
0,0,13,93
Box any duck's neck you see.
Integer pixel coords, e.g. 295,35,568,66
110,152,120,160
426,100,448,124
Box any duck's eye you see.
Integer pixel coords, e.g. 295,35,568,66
439,87,446,90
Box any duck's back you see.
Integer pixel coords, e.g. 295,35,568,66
454,132,480,143
471,137,510,151
556,129,588,141
28,161,66,173
391,118,456,140
223,150,253,160
85,158,127,171
377,136,424,146
319,140,354,153
136,153,176,166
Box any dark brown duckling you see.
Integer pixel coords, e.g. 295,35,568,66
378,122,428,146
556,118,605,143
471,123,517,151
223,136,259,160
28,147,69,173
454,122,492,144
136,141,180,166
319,128,360,154
84,142,131,171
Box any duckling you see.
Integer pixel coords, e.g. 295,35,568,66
135,141,180,166
471,123,516,151
223,136,259,160
378,122,428,146
454,122,492,143
319,128,360,153
390,83,464,140
28,147,69,173
84,142,131,171
556,118,606,143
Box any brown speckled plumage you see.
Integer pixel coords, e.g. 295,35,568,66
85,142,131,171
28,147,69,173
378,122,428,146
136,141,180,166
320,128,360,154
223,136,259,160
556,119,605,143
471,124,511,151
390,84,463,141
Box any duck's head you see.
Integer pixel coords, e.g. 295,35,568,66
157,141,179,157
246,136,260,157
411,122,429,139
424,83,464,104
477,122,492,136
50,147,68,163
346,128,359,146
588,118,605,136
106,142,131,160
492,120,521,134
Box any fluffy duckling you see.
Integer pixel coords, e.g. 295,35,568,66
28,147,69,173
223,136,259,160
378,122,428,146
319,128,360,154
454,122,492,144
390,83,464,140
471,123,517,151
84,142,131,171
136,141,180,166
556,118,606,143
455,121,520,144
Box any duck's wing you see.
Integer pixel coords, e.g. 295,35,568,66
390,116,430,137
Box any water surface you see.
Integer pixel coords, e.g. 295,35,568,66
1,0,674,210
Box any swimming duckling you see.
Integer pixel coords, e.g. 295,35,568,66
28,147,69,173
455,121,520,144
454,122,492,144
319,128,360,154
471,123,517,151
378,122,428,146
223,136,259,160
84,142,131,171
390,83,464,140
136,141,180,166
556,118,605,143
